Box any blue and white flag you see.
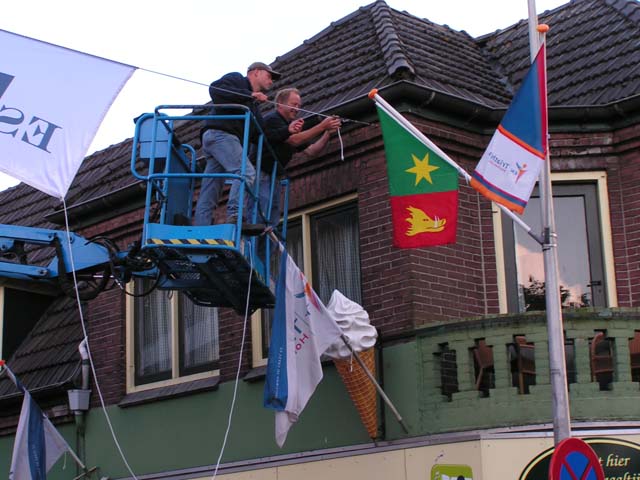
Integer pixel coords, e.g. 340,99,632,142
264,251,342,447
470,42,548,214
1,362,83,479
0,29,134,198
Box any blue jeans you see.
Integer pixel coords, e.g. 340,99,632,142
247,172,281,226
194,129,255,225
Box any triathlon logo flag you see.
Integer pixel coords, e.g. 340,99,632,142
470,42,548,214
264,251,342,447
0,29,134,198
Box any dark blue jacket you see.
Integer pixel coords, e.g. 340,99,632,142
259,111,294,173
201,72,265,143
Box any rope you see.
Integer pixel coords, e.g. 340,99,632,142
61,198,140,480
205,83,371,126
138,66,371,125
211,247,254,480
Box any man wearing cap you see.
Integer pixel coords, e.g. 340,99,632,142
194,62,281,226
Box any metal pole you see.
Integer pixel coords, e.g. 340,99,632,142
527,0,572,444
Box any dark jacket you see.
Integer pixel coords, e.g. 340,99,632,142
258,110,295,174
201,72,265,143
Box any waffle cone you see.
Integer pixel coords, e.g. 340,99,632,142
333,348,378,438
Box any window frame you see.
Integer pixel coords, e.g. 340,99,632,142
125,282,220,393
1,286,54,362
492,171,617,313
251,193,359,367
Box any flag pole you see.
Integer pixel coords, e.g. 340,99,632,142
368,90,544,245
527,0,572,444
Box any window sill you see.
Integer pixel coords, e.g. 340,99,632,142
119,376,220,408
243,365,267,382
242,359,335,383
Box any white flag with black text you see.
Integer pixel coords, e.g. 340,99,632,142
0,29,134,198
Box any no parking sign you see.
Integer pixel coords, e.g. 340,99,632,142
549,438,604,480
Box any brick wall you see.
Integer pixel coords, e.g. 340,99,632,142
85,288,126,406
284,115,640,336
612,123,640,307
62,113,640,398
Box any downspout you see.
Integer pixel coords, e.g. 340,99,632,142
69,339,91,476
79,338,91,392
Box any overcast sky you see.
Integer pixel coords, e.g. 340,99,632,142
1,0,566,191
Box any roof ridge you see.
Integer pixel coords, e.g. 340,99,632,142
603,0,640,24
369,0,416,79
273,4,371,65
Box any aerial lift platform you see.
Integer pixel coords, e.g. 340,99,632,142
0,105,287,314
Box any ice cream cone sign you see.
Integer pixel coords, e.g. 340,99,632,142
325,290,379,439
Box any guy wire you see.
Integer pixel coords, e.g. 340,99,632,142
138,67,371,126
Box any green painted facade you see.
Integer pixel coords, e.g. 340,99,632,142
2,308,639,479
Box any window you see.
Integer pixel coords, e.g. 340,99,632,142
127,278,219,391
495,172,616,313
1,287,53,361
251,196,361,365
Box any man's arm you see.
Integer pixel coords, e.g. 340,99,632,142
301,130,333,159
286,116,341,147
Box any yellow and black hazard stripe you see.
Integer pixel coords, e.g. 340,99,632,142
147,238,235,247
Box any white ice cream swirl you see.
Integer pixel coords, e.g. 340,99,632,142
324,290,377,359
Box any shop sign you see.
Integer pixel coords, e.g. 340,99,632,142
521,438,640,480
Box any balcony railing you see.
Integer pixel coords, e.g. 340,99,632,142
412,308,640,435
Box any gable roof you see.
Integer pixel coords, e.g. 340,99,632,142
270,0,511,114
482,0,640,106
270,0,640,118
0,0,638,396
3,0,639,225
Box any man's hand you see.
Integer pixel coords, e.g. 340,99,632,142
289,118,304,134
319,116,342,132
252,92,268,102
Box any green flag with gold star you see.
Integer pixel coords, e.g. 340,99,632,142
376,105,458,248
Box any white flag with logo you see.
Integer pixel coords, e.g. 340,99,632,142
0,29,135,198
264,251,343,447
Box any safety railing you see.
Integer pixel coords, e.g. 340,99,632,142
411,309,640,434
125,105,293,312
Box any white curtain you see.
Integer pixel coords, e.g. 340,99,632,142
312,205,361,305
134,279,171,381
180,295,219,370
